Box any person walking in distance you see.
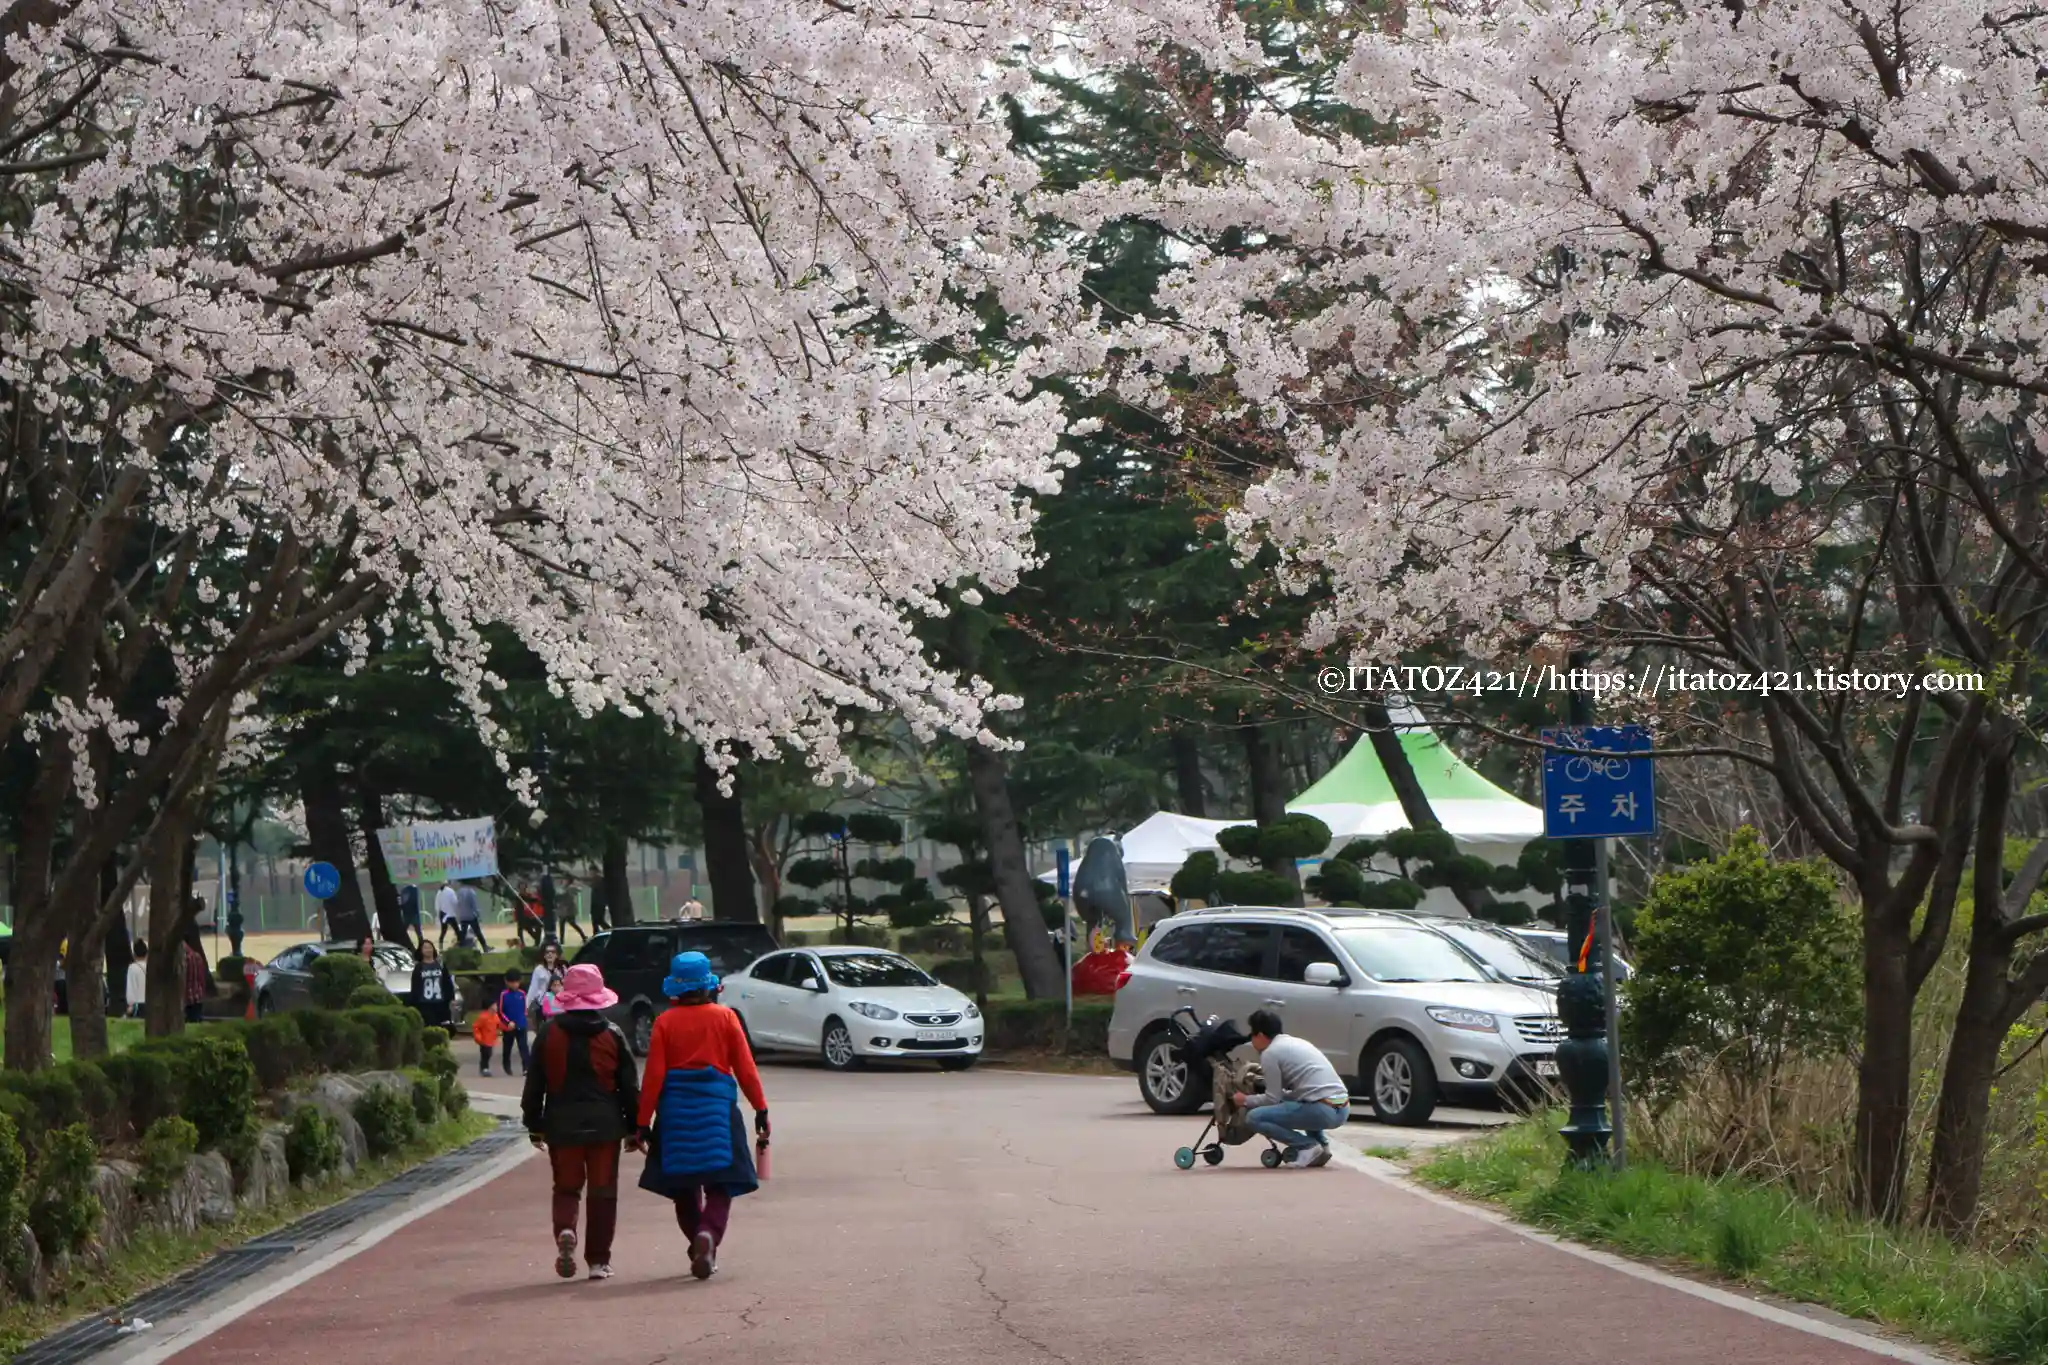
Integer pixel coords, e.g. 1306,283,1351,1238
557,884,589,945
528,939,567,1023
636,952,767,1280
523,963,640,1281
497,969,532,1076
409,941,458,1031
1234,1009,1350,1168
456,880,489,950
181,927,212,1024
125,941,148,1019
472,992,503,1076
436,880,460,949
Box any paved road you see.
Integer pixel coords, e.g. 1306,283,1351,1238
173,1066,1924,1365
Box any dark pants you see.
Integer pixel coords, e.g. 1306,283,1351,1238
673,1185,733,1247
501,1028,530,1073
559,916,588,944
460,920,489,950
479,1045,494,1072
184,1002,203,1023
550,1142,622,1267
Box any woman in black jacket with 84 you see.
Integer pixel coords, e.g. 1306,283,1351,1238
409,941,459,1030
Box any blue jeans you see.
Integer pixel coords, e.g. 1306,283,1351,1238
1247,1099,1350,1153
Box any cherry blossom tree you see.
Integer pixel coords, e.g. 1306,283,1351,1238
0,0,1224,1064
1067,0,2048,1230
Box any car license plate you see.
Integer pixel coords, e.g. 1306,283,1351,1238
1534,1059,1560,1078
916,1029,953,1042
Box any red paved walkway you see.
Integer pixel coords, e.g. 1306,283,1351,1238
174,1067,1930,1365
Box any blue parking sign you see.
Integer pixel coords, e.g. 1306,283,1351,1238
1541,725,1656,839
303,861,342,900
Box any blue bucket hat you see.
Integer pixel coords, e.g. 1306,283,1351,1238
662,951,719,998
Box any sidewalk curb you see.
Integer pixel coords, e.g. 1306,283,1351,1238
1327,1145,1967,1365
93,1140,535,1365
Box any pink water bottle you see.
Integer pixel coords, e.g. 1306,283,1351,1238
756,1139,771,1181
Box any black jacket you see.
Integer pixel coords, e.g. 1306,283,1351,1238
521,1010,640,1146
409,961,458,1027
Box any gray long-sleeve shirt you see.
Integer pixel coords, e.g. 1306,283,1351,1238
1244,1035,1349,1108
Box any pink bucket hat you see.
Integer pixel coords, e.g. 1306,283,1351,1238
551,963,618,1013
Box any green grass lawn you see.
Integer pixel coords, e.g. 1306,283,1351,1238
49,1016,145,1064
1417,1118,2048,1365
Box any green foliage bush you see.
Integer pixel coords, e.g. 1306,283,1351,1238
1624,827,1859,1107
827,924,890,948
0,1110,25,1264
898,923,967,955
886,899,952,931
0,1067,84,1137
27,1123,99,1257
785,856,838,891
930,957,998,995
297,1010,381,1072
347,982,397,1009
175,1032,258,1160
135,1116,199,1204
309,952,380,1009
239,1015,315,1090
983,1000,1111,1055
354,1085,421,1157
400,1069,442,1126
1214,869,1298,906
443,945,484,972
844,812,902,844
99,1048,179,1140
285,1106,344,1183
1170,849,1220,901
347,1005,423,1069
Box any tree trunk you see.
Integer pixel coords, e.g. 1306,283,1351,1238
695,752,758,923
1854,913,1915,1223
1357,696,1492,914
356,785,406,943
965,741,1065,1000
302,770,370,943
1239,718,1302,904
602,833,634,928
1171,731,1208,817
64,862,122,1060
145,814,199,1038
749,820,785,935
967,890,992,1011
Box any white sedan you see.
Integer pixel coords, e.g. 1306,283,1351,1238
727,947,984,1071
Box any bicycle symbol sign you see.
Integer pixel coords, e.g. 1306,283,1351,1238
1541,725,1656,839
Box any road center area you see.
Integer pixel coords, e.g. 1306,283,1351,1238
174,1068,1920,1365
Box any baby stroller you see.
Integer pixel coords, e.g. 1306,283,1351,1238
1167,1006,1286,1170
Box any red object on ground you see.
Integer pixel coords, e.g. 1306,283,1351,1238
244,961,259,1020
1070,948,1131,997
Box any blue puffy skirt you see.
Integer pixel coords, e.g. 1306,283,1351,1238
638,1066,758,1199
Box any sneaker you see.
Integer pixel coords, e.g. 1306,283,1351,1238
555,1230,578,1280
481,1066,492,1076
1287,1147,1319,1168
688,1232,716,1281
1307,1144,1333,1169
588,1264,613,1281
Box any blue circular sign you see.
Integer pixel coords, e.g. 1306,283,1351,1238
303,862,342,900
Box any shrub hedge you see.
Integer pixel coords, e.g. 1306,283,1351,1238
309,953,380,1009
981,1000,1112,1055
354,1085,420,1158
134,1117,198,1204
285,1106,343,1184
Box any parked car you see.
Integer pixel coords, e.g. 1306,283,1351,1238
1107,907,1562,1126
1509,927,1634,981
571,922,779,1055
254,940,417,1013
1428,918,1566,989
727,947,983,1071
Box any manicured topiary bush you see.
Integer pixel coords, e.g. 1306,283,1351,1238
309,952,380,1009
27,1123,100,1256
135,1116,199,1204
347,982,396,1009
443,945,484,972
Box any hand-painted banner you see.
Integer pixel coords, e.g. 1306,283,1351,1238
376,817,499,884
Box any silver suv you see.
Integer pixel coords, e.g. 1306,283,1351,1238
1107,907,1564,1125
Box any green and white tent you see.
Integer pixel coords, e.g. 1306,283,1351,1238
1286,727,1543,853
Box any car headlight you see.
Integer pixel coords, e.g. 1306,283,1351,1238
1426,1006,1499,1033
848,1002,899,1021
964,1003,981,1020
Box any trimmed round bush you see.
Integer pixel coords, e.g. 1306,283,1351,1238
27,1123,99,1256
347,982,397,1009
175,1032,258,1160
401,1069,441,1126
443,945,483,972
309,953,380,1009
100,1049,179,1140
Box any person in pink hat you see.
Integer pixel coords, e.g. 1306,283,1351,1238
521,962,641,1281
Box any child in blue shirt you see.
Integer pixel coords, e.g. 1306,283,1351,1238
497,969,532,1076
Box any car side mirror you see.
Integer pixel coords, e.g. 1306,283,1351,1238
804,977,826,992
1305,962,1346,988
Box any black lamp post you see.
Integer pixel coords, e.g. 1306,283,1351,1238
535,735,557,941
1555,651,1615,1167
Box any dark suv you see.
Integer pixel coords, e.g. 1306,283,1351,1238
571,922,778,1054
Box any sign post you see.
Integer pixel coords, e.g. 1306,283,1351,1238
1540,721,1654,1171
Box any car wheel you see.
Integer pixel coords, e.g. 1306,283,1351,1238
936,1055,976,1072
629,1005,655,1057
1365,1036,1438,1126
1138,1029,1207,1115
820,1017,860,1071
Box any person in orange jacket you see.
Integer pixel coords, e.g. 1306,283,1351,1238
472,996,504,1076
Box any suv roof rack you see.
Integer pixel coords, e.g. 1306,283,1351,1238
1176,905,1424,926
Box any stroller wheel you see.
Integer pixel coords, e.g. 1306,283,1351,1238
1203,1147,1225,1166
1174,1146,1197,1170
1260,1147,1283,1169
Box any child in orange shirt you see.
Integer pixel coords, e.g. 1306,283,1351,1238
472,999,504,1075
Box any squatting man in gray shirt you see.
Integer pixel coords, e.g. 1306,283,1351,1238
1234,1009,1351,1168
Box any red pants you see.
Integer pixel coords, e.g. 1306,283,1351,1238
549,1142,621,1266
673,1184,732,1247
